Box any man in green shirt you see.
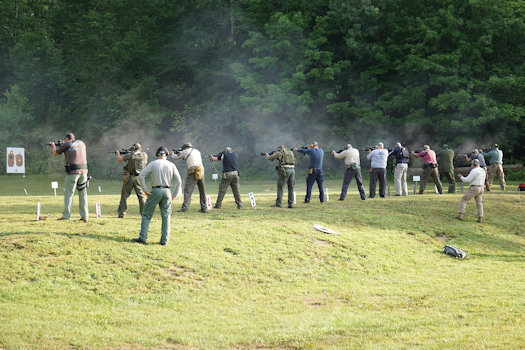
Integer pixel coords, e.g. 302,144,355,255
437,144,456,193
264,145,295,208
483,144,506,191
115,143,148,218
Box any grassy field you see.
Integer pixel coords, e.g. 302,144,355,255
0,174,524,349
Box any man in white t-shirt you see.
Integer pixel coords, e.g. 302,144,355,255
456,159,486,224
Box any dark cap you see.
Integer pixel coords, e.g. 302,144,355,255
156,146,169,156
182,143,192,149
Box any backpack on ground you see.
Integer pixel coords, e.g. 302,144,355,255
443,245,467,259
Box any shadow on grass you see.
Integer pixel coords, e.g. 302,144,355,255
0,230,130,244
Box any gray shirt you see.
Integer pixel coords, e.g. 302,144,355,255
138,158,182,196
367,149,388,169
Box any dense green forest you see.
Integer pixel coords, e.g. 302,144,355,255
0,0,523,177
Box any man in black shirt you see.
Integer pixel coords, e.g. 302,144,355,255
209,147,243,209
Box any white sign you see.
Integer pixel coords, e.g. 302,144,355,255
98,186,102,193
326,188,329,201
51,182,59,189
413,176,420,182
6,147,25,174
95,202,102,218
206,195,213,209
212,173,219,180
248,192,256,207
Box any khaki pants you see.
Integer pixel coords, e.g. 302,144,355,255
459,185,484,217
393,163,408,196
487,163,506,189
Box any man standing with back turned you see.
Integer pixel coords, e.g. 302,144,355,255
483,144,506,191
171,143,208,213
133,146,181,245
332,144,366,200
209,147,243,209
411,145,443,195
265,145,296,208
50,132,89,222
388,142,409,196
456,159,486,223
437,144,456,193
367,142,388,198
115,143,148,218
295,142,324,204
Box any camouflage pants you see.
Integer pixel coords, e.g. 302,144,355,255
487,163,506,189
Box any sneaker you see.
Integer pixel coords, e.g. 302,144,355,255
160,242,167,246
288,205,293,209
132,238,146,244
80,218,88,223
199,209,207,213
213,205,221,209
177,209,188,212
271,204,282,208
57,217,68,221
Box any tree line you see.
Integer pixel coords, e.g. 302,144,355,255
0,0,523,177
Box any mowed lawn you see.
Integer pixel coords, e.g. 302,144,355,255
0,174,524,349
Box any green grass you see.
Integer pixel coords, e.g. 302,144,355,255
0,175,524,349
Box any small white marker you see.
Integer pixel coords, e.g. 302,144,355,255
24,189,28,195
98,186,102,193
326,188,329,201
248,192,256,207
95,202,102,218
206,195,213,210
36,202,41,221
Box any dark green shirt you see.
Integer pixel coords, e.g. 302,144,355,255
437,148,454,171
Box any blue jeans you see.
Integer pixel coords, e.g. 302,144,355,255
138,188,172,244
305,168,324,203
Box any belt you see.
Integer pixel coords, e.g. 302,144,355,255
283,165,295,168
470,185,482,187
153,186,170,188
223,170,239,175
309,167,321,170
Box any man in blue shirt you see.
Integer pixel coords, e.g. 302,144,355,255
295,142,324,203
388,142,409,196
